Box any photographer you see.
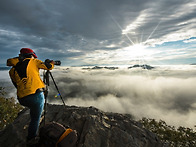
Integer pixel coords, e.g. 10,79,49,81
7,48,54,145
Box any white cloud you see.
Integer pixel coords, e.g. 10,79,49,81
46,66,196,128
122,10,148,35
2,65,196,127
0,71,11,81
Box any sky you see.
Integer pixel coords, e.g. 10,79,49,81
0,0,196,66
1,0,196,130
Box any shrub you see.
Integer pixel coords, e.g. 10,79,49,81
0,87,23,130
140,118,196,147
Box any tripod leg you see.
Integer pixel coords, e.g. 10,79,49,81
49,71,66,107
43,70,49,125
44,97,47,125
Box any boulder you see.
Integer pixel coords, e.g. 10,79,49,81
0,104,166,147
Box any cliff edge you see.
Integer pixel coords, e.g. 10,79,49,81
0,104,165,147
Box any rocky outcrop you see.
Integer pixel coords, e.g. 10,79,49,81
0,104,165,147
128,65,154,70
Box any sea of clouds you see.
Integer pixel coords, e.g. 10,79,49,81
1,65,196,128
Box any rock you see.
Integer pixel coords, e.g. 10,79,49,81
0,104,166,147
128,64,155,70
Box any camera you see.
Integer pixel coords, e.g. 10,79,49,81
54,60,61,65
45,59,61,66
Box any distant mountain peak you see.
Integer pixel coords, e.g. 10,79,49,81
128,64,155,70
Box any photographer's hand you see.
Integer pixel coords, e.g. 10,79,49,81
50,60,55,65
44,59,54,69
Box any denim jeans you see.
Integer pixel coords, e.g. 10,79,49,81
18,92,45,139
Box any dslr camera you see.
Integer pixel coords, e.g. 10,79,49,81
45,59,61,66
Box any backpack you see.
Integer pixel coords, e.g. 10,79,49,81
39,121,78,147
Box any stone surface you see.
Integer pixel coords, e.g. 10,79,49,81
0,104,166,147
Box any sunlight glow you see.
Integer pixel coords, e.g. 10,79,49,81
120,44,154,58
83,12,165,65
113,43,157,65
82,43,159,65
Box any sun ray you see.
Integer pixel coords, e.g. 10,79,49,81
107,11,164,76
145,21,161,42
109,13,135,46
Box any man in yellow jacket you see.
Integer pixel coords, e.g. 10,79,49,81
7,48,54,144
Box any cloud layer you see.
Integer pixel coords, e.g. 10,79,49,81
43,65,196,128
1,65,196,127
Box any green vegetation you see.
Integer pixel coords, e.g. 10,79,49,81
0,87,23,130
140,118,196,147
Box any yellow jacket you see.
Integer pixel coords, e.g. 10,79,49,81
7,57,54,98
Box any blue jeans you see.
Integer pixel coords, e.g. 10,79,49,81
18,92,45,139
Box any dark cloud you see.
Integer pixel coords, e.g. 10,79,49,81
0,0,194,39
0,0,196,65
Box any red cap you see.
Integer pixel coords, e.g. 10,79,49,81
20,48,37,58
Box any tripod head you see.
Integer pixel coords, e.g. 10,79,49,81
43,59,61,98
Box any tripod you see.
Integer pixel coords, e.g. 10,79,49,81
43,70,66,124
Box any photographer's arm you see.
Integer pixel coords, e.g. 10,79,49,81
36,59,54,70
44,59,55,69
7,57,19,66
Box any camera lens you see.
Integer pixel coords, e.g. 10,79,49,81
54,60,61,65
